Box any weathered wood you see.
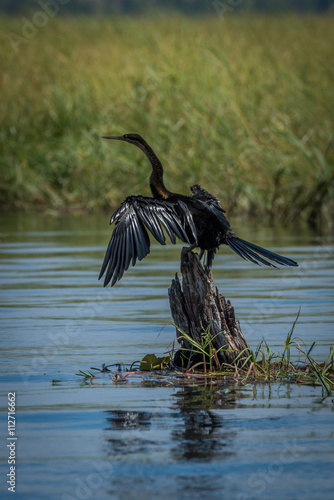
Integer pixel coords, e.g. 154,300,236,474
168,248,250,369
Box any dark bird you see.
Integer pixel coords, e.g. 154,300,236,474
99,134,298,286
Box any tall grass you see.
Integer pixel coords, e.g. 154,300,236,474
1,14,333,225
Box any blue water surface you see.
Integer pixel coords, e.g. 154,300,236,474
0,212,333,500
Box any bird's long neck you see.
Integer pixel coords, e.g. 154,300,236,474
142,143,171,200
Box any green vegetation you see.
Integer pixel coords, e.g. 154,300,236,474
170,316,334,397
76,315,334,396
1,15,333,226
76,328,334,396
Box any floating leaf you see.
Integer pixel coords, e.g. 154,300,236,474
140,354,171,371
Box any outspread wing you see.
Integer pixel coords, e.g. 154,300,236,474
99,196,196,286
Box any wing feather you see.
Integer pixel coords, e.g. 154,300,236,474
99,196,197,286
103,236,121,286
136,204,166,245
112,235,125,286
123,226,132,272
176,200,198,244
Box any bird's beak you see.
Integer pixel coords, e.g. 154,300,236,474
101,136,124,141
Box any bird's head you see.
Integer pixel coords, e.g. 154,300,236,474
102,133,148,152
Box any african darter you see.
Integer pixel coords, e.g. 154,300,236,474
99,134,298,286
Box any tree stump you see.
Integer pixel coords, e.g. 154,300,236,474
168,248,250,369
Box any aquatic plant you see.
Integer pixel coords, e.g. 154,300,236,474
167,318,333,397
76,322,333,398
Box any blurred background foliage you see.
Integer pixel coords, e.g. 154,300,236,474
0,2,333,228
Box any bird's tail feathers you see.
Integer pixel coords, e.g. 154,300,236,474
226,236,298,268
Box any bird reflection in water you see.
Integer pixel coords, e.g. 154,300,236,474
103,385,237,462
102,386,242,498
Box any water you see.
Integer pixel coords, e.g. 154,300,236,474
0,212,333,499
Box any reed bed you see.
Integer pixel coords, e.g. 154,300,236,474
1,14,333,226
